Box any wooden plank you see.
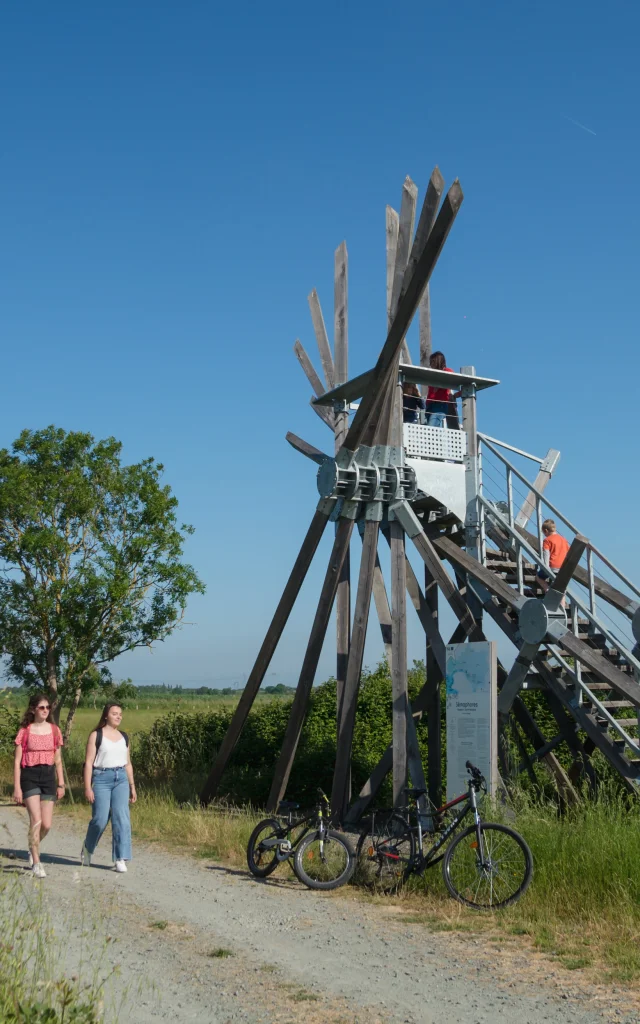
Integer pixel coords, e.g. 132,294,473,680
266,518,354,810
200,510,330,804
390,519,409,806
293,339,325,399
558,631,640,707
343,178,464,453
424,562,443,808
334,242,350,733
372,553,393,666
334,242,348,386
311,397,335,431
432,534,526,613
386,207,399,326
515,450,560,529
403,556,447,675
407,167,445,287
405,526,484,640
285,431,328,466
419,284,431,382
331,521,379,819
511,696,579,804
391,177,418,363
550,535,588,596
308,288,335,391
345,623,462,823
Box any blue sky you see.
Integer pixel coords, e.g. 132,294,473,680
1,2,638,687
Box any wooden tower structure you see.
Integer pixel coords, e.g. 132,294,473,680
201,168,640,817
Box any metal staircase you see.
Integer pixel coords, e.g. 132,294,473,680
432,431,640,793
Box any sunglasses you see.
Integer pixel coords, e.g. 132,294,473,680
36,705,51,711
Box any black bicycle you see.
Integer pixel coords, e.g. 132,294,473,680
355,762,533,909
247,789,355,891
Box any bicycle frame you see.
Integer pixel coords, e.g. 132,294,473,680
414,780,485,872
259,792,330,862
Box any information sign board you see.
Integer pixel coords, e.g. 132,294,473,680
446,641,498,800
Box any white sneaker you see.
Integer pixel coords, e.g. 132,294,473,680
32,863,46,879
80,844,92,866
115,860,127,873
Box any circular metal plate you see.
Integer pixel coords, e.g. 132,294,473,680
519,599,549,644
317,459,338,498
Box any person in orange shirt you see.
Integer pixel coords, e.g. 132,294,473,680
536,518,570,606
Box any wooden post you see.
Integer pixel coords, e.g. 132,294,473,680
331,520,379,820
424,564,443,808
266,518,354,811
390,518,409,807
200,510,329,804
334,242,351,733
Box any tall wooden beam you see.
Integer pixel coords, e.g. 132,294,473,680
343,178,464,453
200,510,330,804
333,242,351,734
424,562,443,808
390,518,409,806
391,177,418,365
308,288,335,391
267,518,354,810
293,339,325,399
331,521,379,819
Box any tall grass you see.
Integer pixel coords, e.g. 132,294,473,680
0,875,109,1022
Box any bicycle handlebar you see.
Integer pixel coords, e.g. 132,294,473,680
465,761,485,782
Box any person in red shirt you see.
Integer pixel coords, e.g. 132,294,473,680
536,519,571,607
13,692,65,878
425,351,458,427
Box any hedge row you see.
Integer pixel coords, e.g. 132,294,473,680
134,660,436,807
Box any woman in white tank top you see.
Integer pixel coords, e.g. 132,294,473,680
81,702,137,872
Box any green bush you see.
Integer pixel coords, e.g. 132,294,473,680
134,660,437,807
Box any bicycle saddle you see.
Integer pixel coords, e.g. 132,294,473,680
403,788,427,798
278,800,299,811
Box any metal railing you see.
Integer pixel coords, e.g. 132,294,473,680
475,433,640,758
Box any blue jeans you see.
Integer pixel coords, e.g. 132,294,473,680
425,401,449,428
84,767,132,861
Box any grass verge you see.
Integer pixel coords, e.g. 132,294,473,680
54,784,640,987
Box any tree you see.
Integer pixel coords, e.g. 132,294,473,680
0,426,205,738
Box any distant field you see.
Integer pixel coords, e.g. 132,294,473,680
2,690,286,748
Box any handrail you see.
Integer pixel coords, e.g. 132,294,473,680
478,435,640,602
544,647,640,756
478,495,640,674
476,432,544,465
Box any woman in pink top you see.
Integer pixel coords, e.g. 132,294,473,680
13,692,65,878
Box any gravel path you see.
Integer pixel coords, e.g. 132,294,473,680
1,803,637,1024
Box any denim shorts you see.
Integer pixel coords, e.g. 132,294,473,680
21,764,57,800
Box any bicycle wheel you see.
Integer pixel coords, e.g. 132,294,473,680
293,829,355,890
355,813,417,892
443,823,533,909
246,818,286,878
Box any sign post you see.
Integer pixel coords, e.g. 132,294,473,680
446,641,498,799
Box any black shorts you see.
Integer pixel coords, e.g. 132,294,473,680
20,764,57,801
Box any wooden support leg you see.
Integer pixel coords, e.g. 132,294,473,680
267,518,354,811
335,545,350,729
200,510,329,805
345,623,461,824
424,563,443,809
331,521,379,820
390,519,409,808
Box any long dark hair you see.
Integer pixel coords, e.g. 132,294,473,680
430,350,447,370
94,702,123,731
19,692,51,728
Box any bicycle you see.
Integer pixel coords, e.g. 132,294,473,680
247,788,355,891
355,761,533,909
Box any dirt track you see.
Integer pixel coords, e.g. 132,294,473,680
1,803,638,1024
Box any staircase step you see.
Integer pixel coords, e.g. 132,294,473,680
613,718,639,729
597,700,634,709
